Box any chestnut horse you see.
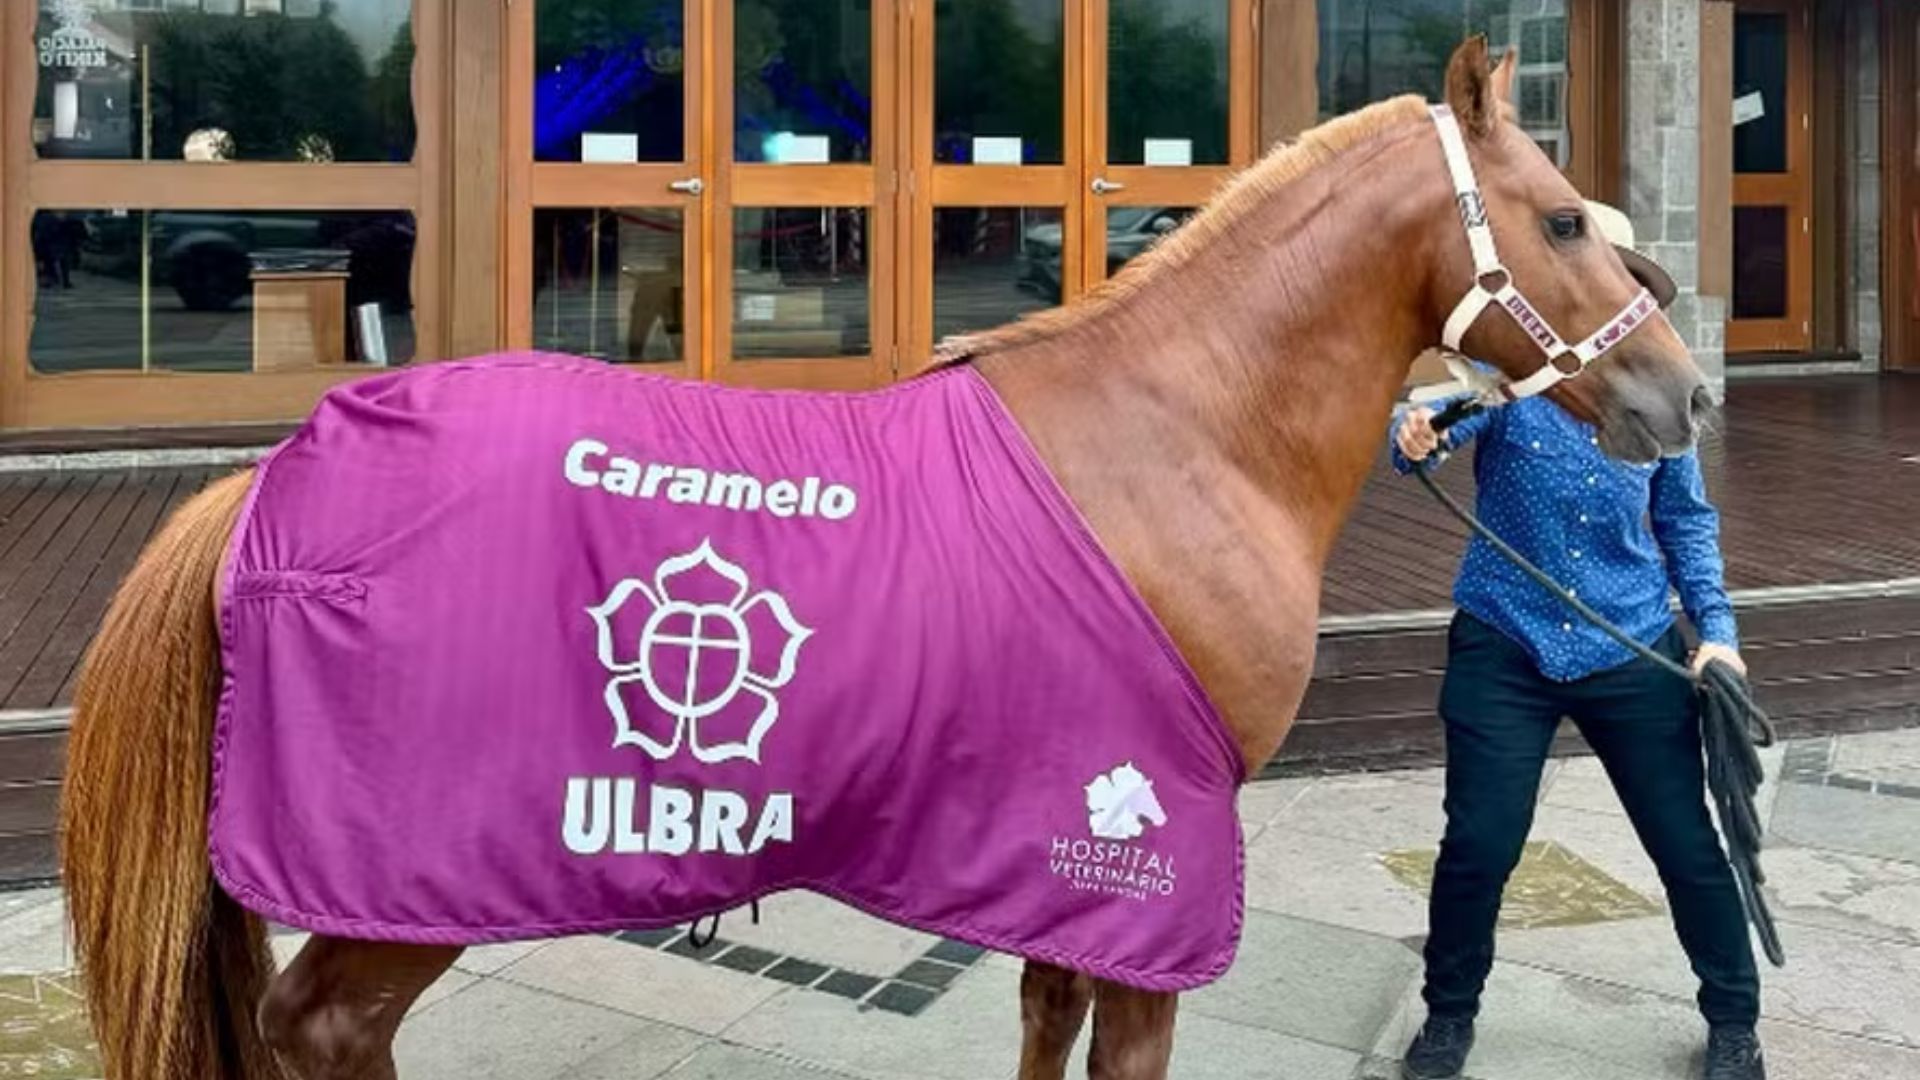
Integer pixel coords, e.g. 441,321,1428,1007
60,41,1707,1080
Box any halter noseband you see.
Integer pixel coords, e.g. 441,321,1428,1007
1420,105,1664,406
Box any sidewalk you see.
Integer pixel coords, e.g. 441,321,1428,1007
3,730,1918,1079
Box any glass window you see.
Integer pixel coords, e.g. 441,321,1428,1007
1105,206,1196,275
533,208,686,363
933,207,1062,340
1732,12,1789,175
734,0,872,163
32,0,416,162
1108,0,1228,166
1731,206,1788,320
1317,0,1571,167
934,0,1064,165
535,0,685,163
732,208,870,358
30,209,417,373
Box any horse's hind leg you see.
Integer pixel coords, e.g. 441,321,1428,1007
260,935,463,1080
1018,960,1094,1080
1086,979,1177,1080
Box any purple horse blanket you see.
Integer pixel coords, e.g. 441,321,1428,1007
210,352,1245,990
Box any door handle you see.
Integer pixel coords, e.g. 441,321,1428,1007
1091,177,1124,196
668,178,704,196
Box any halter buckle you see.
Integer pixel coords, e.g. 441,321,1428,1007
1550,351,1584,376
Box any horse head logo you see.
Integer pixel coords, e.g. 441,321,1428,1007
1085,763,1167,841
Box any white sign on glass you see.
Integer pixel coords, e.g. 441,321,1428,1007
582,133,641,164
1732,92,1766,128
1143,139,1193,167
972,137,1024,165
739,295,777,323
764,133,832,164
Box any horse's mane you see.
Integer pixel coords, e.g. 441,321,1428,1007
933,94,1432,364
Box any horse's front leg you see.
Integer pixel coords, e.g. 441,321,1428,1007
1087,979,1178,1080
259,935,463,1080
1018,960,1094,1080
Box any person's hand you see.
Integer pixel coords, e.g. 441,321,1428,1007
1692,642,1747,677
1396,408,1442,462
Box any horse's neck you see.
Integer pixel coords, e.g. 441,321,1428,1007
979,124,1443,774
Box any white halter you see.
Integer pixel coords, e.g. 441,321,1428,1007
1413,105,1664,406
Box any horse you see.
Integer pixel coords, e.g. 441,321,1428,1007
58,39,1709,1080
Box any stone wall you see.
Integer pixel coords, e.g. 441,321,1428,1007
1624,0,1723,394
1852,5,1883,367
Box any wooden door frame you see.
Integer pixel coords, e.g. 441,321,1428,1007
710,0,897,391
503,0,707,381
904,0,1090,374
1887,0,1918,371
1,1,451,430
1727,0,1814,356
1081,0,1259,285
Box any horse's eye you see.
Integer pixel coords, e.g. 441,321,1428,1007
1548,213,1586,243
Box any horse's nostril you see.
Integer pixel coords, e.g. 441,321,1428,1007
1689,385,1717,422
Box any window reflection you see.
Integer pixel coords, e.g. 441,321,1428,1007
30,209,417,374
534,0,685,163
732,208,870,358
1108,0,1227,166
32,0,416,162
933,207,1062,340
533,208,686,362
934,0,1064,164
734,0,872,163
1317,0,1570,167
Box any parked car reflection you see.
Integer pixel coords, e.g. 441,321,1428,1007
1018,206,1195,302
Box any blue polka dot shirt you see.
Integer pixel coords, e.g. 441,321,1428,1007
1390,394,1738,682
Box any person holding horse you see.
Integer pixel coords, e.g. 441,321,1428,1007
1389,207,1763,1080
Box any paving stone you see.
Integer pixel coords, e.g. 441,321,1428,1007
452,939,553,976
866,981,938,1017
1237,777,1315,840
1370,960,1705,1080
1525,806,1669,902
714,945,782,975
1185,909,1419,1052
1382,840,1660,932
410,971,481,1017
725,959,1022,1080
924,939,986,966
0,896,71,975
1541,756,1628,816
1765,846,1920,946
0,972,97,1079
894,959,963,990
1242,825,1432,939
816,971,881,1000
1757,921,1920,1046
666,934,730,961
394,978,675,1080
1271,774,1450,850
659,1043,860,1079
1755,1017,1920,1080
1495,913,1699,1003
712,891,938,978
498,935,784,1035
0,889,60,924
1831,728,1920,773
1063,1010,1359,1080
619,927,684,948
1772,782,1920,867
765,958,831,987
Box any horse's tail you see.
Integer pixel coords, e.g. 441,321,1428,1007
60,469,282,1080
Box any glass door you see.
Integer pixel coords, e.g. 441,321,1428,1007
905,0,1085,373
1893,0,1920,371
1727,0,1812,355
508,0,705,378
713,0,897,389
1085,0,1256,287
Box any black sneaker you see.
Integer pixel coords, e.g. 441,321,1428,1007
1702,1025,1765,1080
1402,1015,1475,1080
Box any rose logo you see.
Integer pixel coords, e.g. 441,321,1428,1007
589,540,811,764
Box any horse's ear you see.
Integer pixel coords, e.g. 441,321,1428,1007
1444,36,1501,140
1490,47,1519,106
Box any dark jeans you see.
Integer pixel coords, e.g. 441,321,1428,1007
1421,612,1760,1027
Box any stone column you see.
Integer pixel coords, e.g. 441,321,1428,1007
1625,0,1723,395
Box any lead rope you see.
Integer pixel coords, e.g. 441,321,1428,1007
1413,401,1785,967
